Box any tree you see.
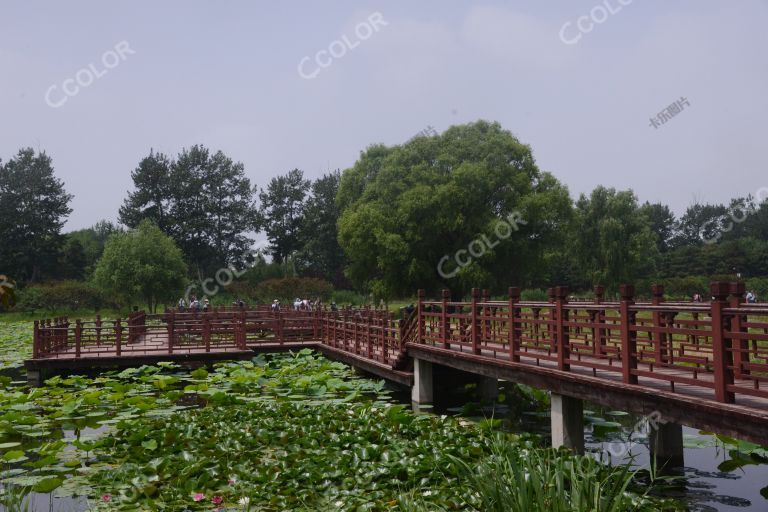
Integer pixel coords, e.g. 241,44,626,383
671,202,728,248
93,220,187,312
337,121,573,298
66,220,123,277
59,238,87,280
295,170,346,285
119,146,260,274
572,187,658,288
259,169,310,263
0,148,72,282
118,150,173,232
640,202,676,253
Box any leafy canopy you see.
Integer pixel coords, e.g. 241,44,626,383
0,148,72,283
337,121,572,298
119,146,259,274
93,220,187,312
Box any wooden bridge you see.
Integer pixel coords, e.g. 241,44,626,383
25,281,768,458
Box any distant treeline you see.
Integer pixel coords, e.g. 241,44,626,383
1,121,766,311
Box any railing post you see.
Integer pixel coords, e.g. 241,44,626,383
343,311,349,351
32,320,40,358
240,308,247,349
367,314,374,359
353,313,359,354
384,312,392,363
115,319,122,356
204,315,211,352
729,282,747,379
651,284,667,365
554,286,570,371
508,287,521,362
332,311,337,348
95,314,102,344
619,285,637,385
471,288,480,355
441,289,450,349
167,311,175,354
482,288,491,342
711,282,735,403
75,319,82,358
592,285,605,357
417,289,425,344
547,288,556,354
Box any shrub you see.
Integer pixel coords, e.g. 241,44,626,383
254,277,333,303
521,288,548,301
15,280,116,312
656,276,709,300
331,289,368,306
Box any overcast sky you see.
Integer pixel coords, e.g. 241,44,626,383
2,0,767,231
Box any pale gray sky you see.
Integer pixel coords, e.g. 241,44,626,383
2,0,767,231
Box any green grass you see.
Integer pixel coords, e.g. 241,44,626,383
0,308,124,323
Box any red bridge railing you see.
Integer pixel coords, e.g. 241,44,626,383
30,281,768,409
412,282,768,405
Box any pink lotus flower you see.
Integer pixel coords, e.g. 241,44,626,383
211,495,223,505
228,477,237,485
101,494,111,503
193,493,205,502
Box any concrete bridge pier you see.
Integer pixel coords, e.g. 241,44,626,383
650,422,684,469
476,376,499,404
26,369,45,387
411,358,433,405
411,358,499,407
551,392,584,454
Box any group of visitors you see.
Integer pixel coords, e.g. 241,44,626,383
270,297,321,312
178,296,210,312
692,291,759,303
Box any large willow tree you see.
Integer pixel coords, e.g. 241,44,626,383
337,121,573,298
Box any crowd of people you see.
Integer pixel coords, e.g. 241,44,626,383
693,291,759,303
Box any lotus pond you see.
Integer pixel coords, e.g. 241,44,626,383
0,347,680,512
0,319,766,511
0,322,31,371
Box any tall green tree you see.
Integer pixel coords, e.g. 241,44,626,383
337,121,572,298
295,170,346,285
119,146,260,274
61,220,122,279
671,202,728,248
572,187,658,288
259,169,310,263
0,148,72,282
640,202,676,253
118,150,173,232
93,220,187,312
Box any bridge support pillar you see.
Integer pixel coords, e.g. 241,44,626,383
411,358,433,405
650,422,684,469
477,376,499,404
550,393,584,454
27,369,45,387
